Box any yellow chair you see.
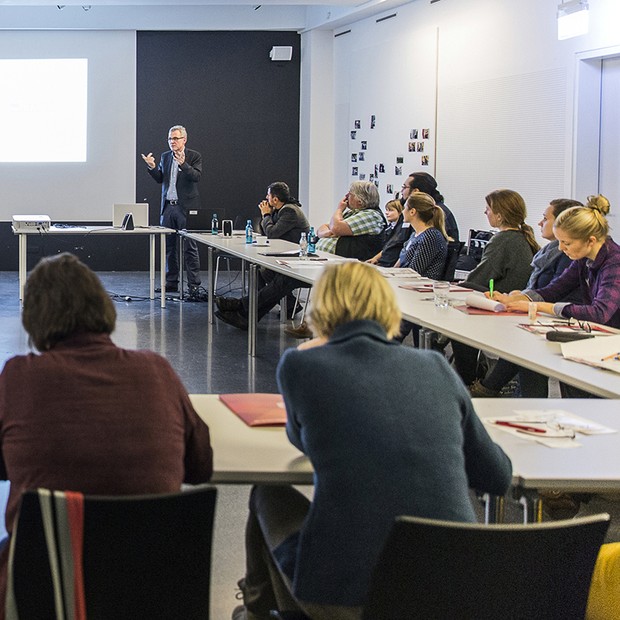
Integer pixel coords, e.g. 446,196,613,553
587,542,620,620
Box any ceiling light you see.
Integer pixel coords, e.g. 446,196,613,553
557,0,589,40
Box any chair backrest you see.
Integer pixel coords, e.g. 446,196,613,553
466,228,494,263
442,240,465,281
363,513,610,620
7,485,217,620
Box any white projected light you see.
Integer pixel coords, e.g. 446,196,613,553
557,0,589,40
0,58,87,162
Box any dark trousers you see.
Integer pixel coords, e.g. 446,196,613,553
160,202,201,288
241,272,301,321
242,486,363,620
483,360,550,397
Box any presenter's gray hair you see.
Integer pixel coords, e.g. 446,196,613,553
349,181,380,209
168,125,187,138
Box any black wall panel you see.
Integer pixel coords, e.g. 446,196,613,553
0,31,300,271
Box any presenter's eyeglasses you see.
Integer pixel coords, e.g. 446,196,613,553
168,136,185,142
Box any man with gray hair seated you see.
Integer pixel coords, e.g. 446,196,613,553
316,181,386,261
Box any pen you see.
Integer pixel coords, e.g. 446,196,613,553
495,421,546,433
488,278,494,299
601,352,620,361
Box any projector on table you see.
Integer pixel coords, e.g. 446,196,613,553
12,215,51,232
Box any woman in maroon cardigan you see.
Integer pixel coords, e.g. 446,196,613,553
0,253,213,615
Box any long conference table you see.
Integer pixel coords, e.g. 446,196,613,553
190,394,620,522
183,232,620,399
13,224,175,308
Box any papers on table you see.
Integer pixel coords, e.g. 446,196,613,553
485,409,617,449
518,321,615,337
275,257,352,269
399,282,472,292
377,267,422,278
453,292,525,315
560,334,620,374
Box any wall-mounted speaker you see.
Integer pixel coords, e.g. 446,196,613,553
270,46,293,62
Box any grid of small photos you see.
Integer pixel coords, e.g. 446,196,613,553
350,116,431,195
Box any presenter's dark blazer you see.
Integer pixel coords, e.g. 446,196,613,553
148,148,202,215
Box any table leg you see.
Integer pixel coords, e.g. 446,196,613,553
482,493,505,524
518,491,543,523
248,263,258,357
179,233,184,301
280,294,288,324
160,233,167,309
208,247,214,324
149,233,155,301
18,233,27,302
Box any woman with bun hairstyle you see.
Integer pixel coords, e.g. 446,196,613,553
496,195,620,328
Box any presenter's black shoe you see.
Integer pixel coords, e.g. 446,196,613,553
155,284,179,293
215,309,249,331
215,295,243,313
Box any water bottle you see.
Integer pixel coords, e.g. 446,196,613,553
299,232,308,258
211,213,218,235
307,226,316,254
245,219,253,244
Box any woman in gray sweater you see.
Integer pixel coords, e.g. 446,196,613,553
453,189,539,387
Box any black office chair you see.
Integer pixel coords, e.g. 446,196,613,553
6,485,217,620
442,240,465,281
363,513,610,620
466,228,494,263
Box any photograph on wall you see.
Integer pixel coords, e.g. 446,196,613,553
354,120,361,129
421,155,429,166
370,115,376,129
360,173,366,180
395,165,402,176
386,184,394,194
361,140,367,150
417,142,424,152
369,174,375,182
374,164,378,176
350,131,357,140
422,128,430,139
408,141,416,152
351,153,357,162
352,166,359,175
410,129,418,139
396,155,404,164
359,152,365,161
379,163,385,173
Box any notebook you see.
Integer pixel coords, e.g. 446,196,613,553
219,393,287,426
112,203,149,228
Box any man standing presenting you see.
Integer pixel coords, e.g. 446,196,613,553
141,125,202,296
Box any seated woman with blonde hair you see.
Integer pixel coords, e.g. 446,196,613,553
491,195,620,397
233,262,512,620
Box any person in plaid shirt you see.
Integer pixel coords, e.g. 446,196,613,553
316,181,386,261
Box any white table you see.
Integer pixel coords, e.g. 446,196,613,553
390,283,620,399
13,225,175,308
182,234,620,397
189,393,312,484
182,232,329,355
190,394,620,521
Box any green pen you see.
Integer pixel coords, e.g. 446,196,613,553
489,278,494,299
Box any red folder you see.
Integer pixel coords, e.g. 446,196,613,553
219,393,287,427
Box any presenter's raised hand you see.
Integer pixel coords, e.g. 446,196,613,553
173,150,185,165
141,152,156,169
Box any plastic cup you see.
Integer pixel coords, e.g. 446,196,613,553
433,281,450,308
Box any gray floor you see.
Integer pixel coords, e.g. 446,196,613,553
1,270,619,620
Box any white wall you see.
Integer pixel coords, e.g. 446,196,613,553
309,0,620,242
